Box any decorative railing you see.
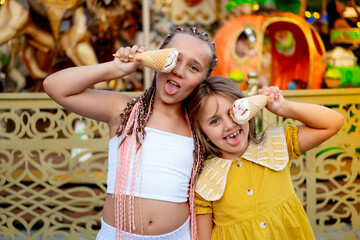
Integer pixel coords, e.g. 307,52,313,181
0,89,359,240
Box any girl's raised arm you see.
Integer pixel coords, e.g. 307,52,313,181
258,86,344,153
43,46,144,124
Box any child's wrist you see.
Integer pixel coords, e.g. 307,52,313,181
269,99,288,117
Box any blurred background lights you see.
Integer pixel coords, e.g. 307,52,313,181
252,2,260,11
313,12,320,19
245,27,253,35
249,35,256,43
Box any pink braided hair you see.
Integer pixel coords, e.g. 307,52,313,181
185,112,202,240
113,92,154,239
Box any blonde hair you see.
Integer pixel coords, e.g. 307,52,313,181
186,75,262,160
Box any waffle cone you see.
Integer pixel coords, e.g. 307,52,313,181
230,95,268,124
113,48,179,72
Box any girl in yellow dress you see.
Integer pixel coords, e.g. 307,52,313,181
186,76,344,239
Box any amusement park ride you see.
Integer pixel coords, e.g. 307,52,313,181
0,1,359,240
212,12,327,90
0,0,141,91
1,0,360,92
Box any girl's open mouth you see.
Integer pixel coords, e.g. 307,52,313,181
165,80,180,95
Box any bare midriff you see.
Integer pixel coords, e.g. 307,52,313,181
102,194,190,235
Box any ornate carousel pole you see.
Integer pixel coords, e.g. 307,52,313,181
142,0,151,88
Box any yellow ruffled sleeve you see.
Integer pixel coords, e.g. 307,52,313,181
284,124,301,160
195,193,213,214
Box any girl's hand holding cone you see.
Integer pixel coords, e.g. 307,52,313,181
230,86,287,125
113,45,145,75
258,86,286,116
230,94,268,124
113,47,179,73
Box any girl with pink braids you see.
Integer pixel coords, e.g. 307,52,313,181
43,27,217,240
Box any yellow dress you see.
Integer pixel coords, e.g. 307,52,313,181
195,125,315,239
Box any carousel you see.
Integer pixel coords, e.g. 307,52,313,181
212,12,326,90
0,0,359,240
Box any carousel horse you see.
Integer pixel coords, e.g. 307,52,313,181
0,0,141,91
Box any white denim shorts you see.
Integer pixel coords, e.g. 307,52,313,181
96,217,191,240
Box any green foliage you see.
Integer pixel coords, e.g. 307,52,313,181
306,0,323,12
226,0,301,14
226,0,256,11
274,0,301,13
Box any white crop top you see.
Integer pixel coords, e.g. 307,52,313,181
106,127,195,203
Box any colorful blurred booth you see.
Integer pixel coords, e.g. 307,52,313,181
212,12,326,90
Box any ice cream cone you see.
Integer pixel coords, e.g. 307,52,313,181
113,48,179,72
230,95,268,124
